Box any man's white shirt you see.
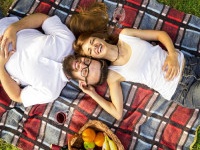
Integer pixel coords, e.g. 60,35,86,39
0,16,75,107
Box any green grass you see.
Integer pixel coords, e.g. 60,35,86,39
158,0,200,17
0,0,14,15
0,139,20,150
190,125,200,150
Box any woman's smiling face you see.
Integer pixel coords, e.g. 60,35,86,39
82,37,106,58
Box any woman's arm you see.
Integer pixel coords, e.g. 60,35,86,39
0,49,22,103
120,28,180,80
0,13,49,57
79,70,124,120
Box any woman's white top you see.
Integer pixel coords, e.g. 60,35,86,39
0,16,75,107
109,34,184,100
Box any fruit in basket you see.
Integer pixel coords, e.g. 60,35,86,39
102,135,118,150
102,135,110,150
106,135,118,150
82,128,96,142
84,141,95,149
94,132,105,147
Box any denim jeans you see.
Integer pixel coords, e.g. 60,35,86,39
171,54,200,109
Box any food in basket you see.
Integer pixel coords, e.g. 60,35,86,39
68,120,124,150
81,128,108,149
82,128,96,142
102,135,110,150
94,132,105,147
84,141,96,149
102,135,117,150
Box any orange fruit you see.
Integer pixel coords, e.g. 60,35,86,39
94,132,105,147
82,128,96,142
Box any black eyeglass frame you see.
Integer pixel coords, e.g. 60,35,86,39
80,57,92,85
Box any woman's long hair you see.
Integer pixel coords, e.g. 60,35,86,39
68,2,109,38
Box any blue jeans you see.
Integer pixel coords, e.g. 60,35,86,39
171,54,200,109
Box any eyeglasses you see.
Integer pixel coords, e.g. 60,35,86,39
81,57,92,84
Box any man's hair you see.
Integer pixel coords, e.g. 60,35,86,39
97,59,109,85
62,55,77,79
62,55,109,85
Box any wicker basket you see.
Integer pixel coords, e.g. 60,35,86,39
68,120,124,150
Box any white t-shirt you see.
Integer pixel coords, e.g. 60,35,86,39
0,16,75,107
109,34,184,100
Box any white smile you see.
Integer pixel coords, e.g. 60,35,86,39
95,44,102,54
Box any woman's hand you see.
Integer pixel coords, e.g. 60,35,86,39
162,52,180,81
78,81,97,96
0,25,17,58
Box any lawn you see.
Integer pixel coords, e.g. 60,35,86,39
158,0,200,17
0,0,14,15
0,139,20,150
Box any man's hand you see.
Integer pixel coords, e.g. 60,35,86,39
0,25,17,58
0,47,21,103
0,13,49,58
162,53,180,81
0,47,15,69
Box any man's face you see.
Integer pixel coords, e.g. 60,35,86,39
71,57,102,85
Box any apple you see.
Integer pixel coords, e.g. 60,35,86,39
84,141,95,149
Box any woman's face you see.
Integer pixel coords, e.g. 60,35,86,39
81,37,107,58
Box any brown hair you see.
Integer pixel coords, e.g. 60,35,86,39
62,55,109,85
97,59,109,85
73,32,118,56
62,55,77,79
68,2,109,38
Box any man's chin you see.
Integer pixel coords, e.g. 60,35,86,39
88,81,99,86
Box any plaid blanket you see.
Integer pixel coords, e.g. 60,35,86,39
0,0,199,150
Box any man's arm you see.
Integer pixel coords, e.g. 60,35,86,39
0,49,22,103
0,13,49,57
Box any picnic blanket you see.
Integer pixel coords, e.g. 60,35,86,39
0,0,200,149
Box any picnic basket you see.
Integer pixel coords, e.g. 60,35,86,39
68,120,125,150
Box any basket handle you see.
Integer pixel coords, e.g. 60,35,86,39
68,134,79,150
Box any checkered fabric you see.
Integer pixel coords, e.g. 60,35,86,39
0,0,199,150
